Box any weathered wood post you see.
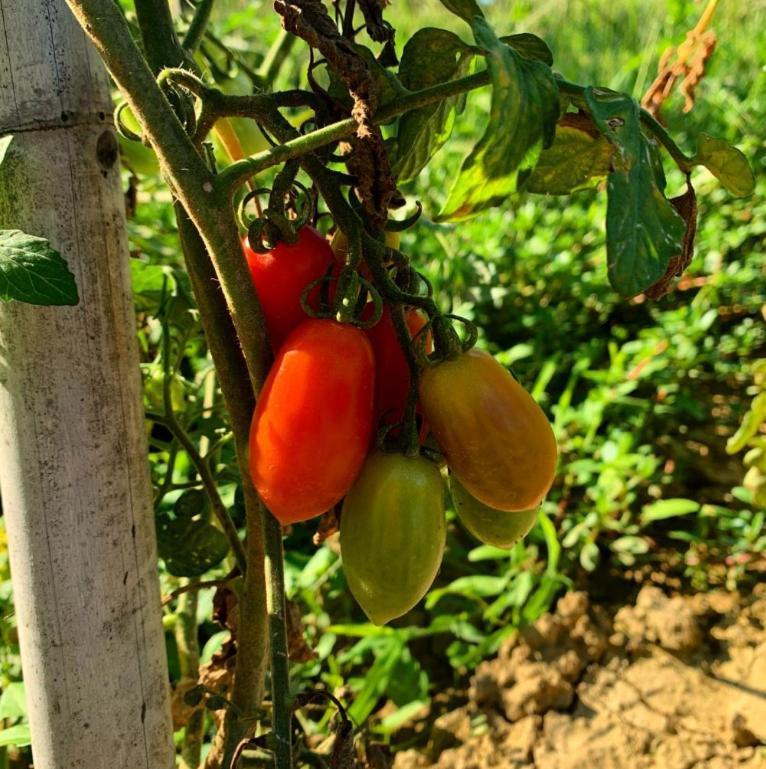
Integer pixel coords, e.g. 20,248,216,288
0,1,175,766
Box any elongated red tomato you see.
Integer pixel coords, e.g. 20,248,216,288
249,319,375,524
365,307,429,428
243,226,334,351
419,348,557,512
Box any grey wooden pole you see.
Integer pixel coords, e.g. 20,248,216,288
0,1,175,767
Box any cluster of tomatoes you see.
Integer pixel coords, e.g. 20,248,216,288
244,226,557,625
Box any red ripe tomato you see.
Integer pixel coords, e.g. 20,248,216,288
419,348,557,512
249,319,375,524
243,226,334,351
365,308,429,428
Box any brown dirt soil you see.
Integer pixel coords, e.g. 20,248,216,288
393,585,766,769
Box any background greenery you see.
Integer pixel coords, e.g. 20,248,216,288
1,0,764,762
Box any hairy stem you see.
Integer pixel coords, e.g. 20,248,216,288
265,513,292,769
134,0,188,71
183,0,215,54
174,580,204,769
215,70,490,192
258,28,296,84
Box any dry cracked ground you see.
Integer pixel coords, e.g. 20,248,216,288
393,585,766,769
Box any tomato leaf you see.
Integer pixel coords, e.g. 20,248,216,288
352,43,408,113
524,122,613,194
156,490,230,577
641,498,700,524
0,724,31,748
347,636,404,725
579,541,600,572
0,683,26,720
436,16,559,221
438,0,482,22
500,32,553,65
645,180,698,298
0,229,79,306
693,133,755,198
392,28,473,181
584,88,686,297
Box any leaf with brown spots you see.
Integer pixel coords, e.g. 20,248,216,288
645,180,698,299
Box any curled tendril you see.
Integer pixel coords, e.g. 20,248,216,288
299,269,383,330
351,277,383,329
292,689,350,728
300,270,334,319
156,67,208,97
154,69,205,137
239,179,316,251
444,313,478,353
114,102,142,142
374,420,402,452
237,187,272,232
385,201,423,232
411,316,435,368
415,271,434,298
332,266,360,321
289,180,317,228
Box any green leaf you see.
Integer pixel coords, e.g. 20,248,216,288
437,17,559,221
392,29,473,182
156,490,230,577
611,535,649,554
352,44,407,112
0,723,31,748
584,88,686,297
426,575,508,608
376,700,429,734
641,498,700,524
347,636,404,725
500,32,553,66
438,0,483,22
0,683,26,720
0,229,78,306
726,393,766,454
579,541,600,572
387,647,429,706
467,544,513,562
538,511,560,575
694,134,754,198
525,123,613,194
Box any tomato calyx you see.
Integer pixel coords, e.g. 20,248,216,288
239,162,315,253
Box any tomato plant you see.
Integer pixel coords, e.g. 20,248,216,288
243,226,335,351
43,0,756,766
249,319,375,524
420,347,558,512
340,451,446,625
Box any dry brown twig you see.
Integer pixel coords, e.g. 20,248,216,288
642,0,719,120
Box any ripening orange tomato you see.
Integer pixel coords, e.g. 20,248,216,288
419,348,557,511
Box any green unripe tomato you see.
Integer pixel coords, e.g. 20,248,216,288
340,451,446,625
450,475,538,548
